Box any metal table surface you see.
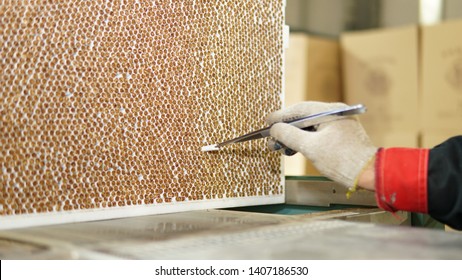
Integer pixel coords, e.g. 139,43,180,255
1,209,461,259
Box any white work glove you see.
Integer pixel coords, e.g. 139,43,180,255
267,102,378,189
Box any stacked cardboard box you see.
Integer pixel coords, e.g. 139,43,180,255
341,26,420,148
420,20,462,148
285,34,342,107
284,19,462,176
284,33,342,175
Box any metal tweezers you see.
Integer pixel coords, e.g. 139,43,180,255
201,104,366,152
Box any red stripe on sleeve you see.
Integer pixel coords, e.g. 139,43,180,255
375,147,429,213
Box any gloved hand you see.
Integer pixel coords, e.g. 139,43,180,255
266,101,378,189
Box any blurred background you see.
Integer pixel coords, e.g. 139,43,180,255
284,0,462,175
286,0,461,36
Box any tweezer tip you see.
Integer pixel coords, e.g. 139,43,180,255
201,144,220,152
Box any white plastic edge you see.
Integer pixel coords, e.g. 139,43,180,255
0,195,285,230
283,25,290,49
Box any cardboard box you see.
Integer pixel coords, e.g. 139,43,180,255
366,129,419,148
285,33,342,106
284,153,313,176
420,19,462,133
341,26,419,147
284,33,342,175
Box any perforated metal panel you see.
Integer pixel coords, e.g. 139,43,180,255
0,0,285,229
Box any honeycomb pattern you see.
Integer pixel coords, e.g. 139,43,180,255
0,1,284,218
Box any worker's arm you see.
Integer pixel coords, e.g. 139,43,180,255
357,136,462,229
268,102,462,229
356,156,375,191
428,136,462,229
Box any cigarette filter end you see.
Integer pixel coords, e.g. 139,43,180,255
201,144,220,152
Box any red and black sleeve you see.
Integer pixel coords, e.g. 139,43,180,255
375,136,462,230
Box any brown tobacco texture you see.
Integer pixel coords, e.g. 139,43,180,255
0,1,284,216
